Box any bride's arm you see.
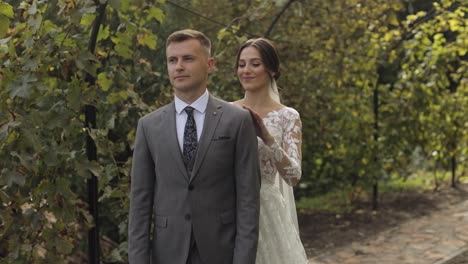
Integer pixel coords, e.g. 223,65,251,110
243,105,302,186
263,110,302,186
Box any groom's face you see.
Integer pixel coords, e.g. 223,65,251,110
166,38,214,95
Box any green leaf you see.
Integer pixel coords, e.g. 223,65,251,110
78,207,95,226
41,20,57,34
146,6,165,23
388,11,399,26
88,161,103,177
43,148,59,166
27,1,37,15
97,25,110,42
108,0,121,9
118,90,128,100
46,109,69,129
0,16,9,38
10,151,35,170
9,74,37,98
28,13,42,33
66,79,83,111
137,32,157,49
22,57,39,71
0,120,20,141
114,42,132,59
106,114,116,129
107,248,124,262
0,123,8,142
55,237,73,254
75,51,99,76
1,168,26,186
80,13,95,26
0,2,14,18
97,72,112,91
78,2,97,15
76,162,90,178
0,36,10,54
120,0,130,11
0,189,9,203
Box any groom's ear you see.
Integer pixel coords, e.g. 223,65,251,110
208,57,216,74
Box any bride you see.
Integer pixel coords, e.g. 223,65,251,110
233,37,308,264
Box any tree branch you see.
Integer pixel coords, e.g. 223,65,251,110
265,0,297,38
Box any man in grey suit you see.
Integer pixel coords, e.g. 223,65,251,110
128,29,261,264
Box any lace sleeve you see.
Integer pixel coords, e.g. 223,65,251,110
264,108,302,186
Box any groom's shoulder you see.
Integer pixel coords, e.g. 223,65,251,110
139,102,173,123
210,95,247,116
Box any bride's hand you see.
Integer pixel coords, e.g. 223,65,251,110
242,105,275,145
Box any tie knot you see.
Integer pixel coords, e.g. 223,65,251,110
184,106,195,115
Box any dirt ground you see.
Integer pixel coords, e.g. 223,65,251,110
298,182,468,258
444,249,468,264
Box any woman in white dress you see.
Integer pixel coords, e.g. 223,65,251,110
233,38,308,264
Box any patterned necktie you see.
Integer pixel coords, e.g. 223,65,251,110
183,106,198,172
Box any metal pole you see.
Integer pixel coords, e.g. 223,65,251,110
85,2,107,263
85,105,99,264
372,85,379,210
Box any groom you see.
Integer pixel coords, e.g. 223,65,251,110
128,29,261,264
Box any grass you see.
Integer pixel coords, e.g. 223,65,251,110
379,173,435,193
296,187,356,214
297,170,455,214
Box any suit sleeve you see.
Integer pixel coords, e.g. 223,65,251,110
128,118,155,264
233,110,261,264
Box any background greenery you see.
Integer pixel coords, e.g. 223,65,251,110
0,0,466,262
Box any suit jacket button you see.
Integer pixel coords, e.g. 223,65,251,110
188,184,194,191
185,214,191,221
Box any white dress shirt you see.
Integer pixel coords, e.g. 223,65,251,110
174,90,209,152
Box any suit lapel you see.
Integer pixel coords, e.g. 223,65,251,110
190,96,223,181
162,102,190,181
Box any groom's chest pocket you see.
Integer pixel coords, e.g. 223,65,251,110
208,134,235,158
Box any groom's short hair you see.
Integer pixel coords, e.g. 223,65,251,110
166,29,211,56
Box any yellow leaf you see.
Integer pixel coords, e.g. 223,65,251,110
0,16,9,38
97,72,112,92
137,32,157,50
389,12,399,27
0,2,14,18
383,32,393,42
457,48,467,56
80,14,95,26
97,25,110,42
449,19,460,32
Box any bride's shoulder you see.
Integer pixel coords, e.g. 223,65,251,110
279,106,301,120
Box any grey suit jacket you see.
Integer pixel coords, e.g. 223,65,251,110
128,95,261,264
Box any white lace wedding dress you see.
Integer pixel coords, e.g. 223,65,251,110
256,107,308,264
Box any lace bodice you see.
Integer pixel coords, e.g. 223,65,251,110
258,107,302,186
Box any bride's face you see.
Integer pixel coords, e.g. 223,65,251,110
237,46,270,92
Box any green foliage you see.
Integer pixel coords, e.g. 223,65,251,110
0,0,165,262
